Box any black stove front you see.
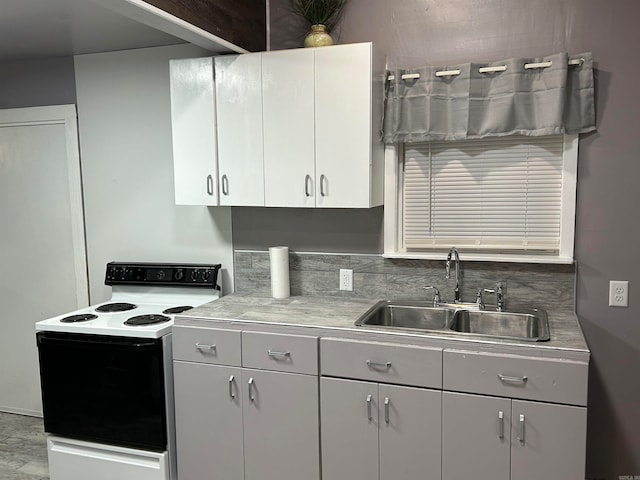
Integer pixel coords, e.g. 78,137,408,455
36,331,168,451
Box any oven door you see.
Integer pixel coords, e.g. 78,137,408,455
36,331,168,451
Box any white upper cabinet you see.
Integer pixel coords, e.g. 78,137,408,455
170,43,385,208
315,42,384,208
262,43,385,208
262,49,316,207
169,57,219,206
214,53,265,206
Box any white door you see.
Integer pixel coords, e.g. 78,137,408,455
262,48,315,207
315,43,373,208
242,369,320,480
0,105,88,415
215,53,265,206
321,377,379,480
170,57,219,206
379,384,442,480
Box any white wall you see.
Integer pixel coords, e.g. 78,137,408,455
75,44,234,302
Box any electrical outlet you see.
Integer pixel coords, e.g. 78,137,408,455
608,280,629,307
339,269,353,291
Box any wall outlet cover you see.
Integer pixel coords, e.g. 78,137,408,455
608,280,629,307
339,269,353,291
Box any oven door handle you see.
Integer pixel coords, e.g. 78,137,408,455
37,334,159,349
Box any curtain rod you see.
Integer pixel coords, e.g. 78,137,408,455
388,57,585,81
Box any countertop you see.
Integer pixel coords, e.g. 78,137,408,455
177,293,590,361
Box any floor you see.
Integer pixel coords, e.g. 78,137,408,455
0,412,48,480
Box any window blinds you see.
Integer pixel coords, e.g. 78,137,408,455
403,135,564,252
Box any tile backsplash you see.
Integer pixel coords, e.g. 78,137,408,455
234,250,576,314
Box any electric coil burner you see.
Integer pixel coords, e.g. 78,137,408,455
60,313,98,323
125,314,171,326
35,261,222,480
95,302,137,313
162,306,193,315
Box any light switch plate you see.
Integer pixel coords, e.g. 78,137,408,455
608,280,629,307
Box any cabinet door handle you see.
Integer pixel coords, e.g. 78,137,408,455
384,397,390,424
518,414,526,444
248,377,255,402
206,174,214,196
267,349,291,359
221,174,229,196
498,411,504,439
320,174,327,197
228,375,236,399
366,394,373,421
304,174,312,197
497,373,528,384
366,360,392,371
195,343,216,353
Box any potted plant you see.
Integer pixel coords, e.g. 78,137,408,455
291,0,348,47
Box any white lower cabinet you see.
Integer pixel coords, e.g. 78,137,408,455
442,392,587,480
242,368,319,480
172,328,320,480
173,361,244,480
321,377,442,480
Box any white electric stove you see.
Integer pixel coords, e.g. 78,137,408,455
35,262,222,480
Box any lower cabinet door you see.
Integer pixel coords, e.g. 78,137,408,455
442,391,511,480
510,400,587,480
379,384,442,480
321,377,379,480
173,361,243,480
242,369,320,480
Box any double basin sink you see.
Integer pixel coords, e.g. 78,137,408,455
355,300,550,342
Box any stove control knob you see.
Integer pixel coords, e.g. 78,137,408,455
204,270,212,281
174,269,184,281
191,270,199,281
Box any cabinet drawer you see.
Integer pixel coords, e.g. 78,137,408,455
320,338,442,389
443,349,589,406
242,331,318,375
173,325,241,366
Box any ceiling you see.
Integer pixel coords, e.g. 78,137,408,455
0,0,188,63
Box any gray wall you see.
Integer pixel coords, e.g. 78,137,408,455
75,44,235,301
235,1,639,478
0,57,76,108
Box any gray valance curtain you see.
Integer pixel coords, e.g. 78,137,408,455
383,52,595,143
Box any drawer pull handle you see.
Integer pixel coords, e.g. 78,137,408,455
497,374,528,384
366,360,392,370
498,411,504,439
195,343,217,353
518,414,526,444
366,394,373,420
248,377,255,402
228,375,236,399
384,397,390,424
267,350,291,359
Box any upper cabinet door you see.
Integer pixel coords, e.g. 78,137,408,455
263,49,315,207
315,43,378,208
215,53,265,206
170,57,219,206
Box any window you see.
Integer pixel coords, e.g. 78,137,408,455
384,135,578,263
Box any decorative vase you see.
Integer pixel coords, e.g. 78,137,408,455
304,24,334,48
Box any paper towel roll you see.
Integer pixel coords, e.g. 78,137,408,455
269,246,290,299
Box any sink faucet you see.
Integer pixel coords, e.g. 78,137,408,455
445,247,461,303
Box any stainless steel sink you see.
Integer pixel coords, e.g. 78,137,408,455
448,308,550,342
355,300,456,331
355,301,550,342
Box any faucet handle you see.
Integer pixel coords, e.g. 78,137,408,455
423,286,441,306
496,281,505,311
476,288,495,310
